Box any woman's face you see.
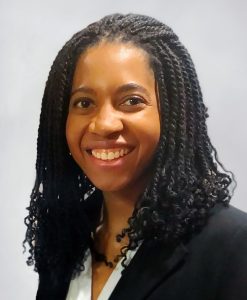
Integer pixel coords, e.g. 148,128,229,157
66,41,160,193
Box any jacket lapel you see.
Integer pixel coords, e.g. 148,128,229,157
109,240,188,300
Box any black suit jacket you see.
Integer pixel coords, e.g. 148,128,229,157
37,205,247,299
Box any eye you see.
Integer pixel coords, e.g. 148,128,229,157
73,98,94,109
122,96,145,106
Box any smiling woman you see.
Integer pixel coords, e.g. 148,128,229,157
24,14,247,300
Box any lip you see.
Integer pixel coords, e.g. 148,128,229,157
82,140,134,150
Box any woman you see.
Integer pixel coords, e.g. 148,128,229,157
24,14,247,299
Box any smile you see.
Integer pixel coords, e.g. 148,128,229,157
90,148,131,161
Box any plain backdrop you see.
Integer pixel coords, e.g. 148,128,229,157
0,0,246,299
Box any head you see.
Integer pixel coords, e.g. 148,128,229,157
24,14,233,275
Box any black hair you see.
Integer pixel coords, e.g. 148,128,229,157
24,13,235,277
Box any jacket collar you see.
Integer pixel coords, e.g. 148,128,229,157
109,240,188,300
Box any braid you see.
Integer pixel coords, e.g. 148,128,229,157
24,13,234,276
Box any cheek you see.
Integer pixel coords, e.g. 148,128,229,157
143,119,160,158
143,112,160,146
133,116,160,160
65,115,83,154
142,128,160,158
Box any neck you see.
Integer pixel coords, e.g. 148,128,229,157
93,188,142,262
101,169,151,232
101,189,138,235
93,176,150,261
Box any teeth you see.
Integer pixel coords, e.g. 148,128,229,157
101,152,107,160
91,149,130,161
108,152,115,160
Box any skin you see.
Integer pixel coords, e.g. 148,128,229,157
66,41,160,299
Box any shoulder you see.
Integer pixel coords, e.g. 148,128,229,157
210,204,247,225
186,204,247,258
205,204,247,240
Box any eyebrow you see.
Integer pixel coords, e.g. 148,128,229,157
70,83,150,98
115,83,150,97
70,86,96,97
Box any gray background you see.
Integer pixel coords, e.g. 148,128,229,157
0,0,246,299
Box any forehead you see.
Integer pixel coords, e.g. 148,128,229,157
78,40,151,67
72,41,155,90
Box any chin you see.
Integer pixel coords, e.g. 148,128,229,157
93,183,127,193
88,177,131,193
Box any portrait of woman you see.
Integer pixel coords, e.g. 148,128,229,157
24,13,247,300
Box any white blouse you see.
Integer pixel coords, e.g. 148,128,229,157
66,247,139,300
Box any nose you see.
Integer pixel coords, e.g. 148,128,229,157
88,104,124,137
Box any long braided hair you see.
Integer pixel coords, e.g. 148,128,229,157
24,13,234,277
